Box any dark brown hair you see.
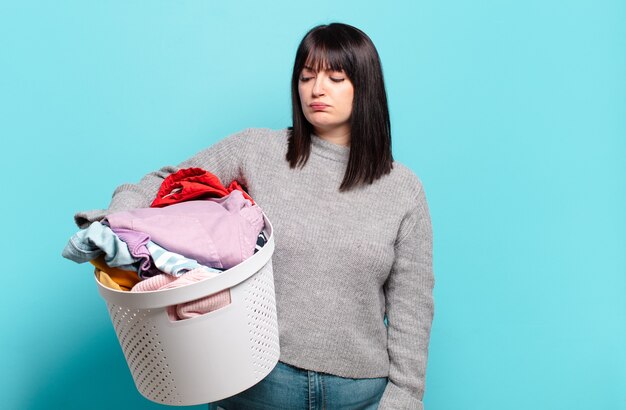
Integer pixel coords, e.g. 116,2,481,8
287,23,393,191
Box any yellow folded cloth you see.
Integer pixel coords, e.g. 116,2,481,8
94,269,124,291
90,256,141,291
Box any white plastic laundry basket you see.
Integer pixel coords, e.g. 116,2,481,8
95,214,279,406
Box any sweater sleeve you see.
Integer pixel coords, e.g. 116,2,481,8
378,186,435,410
73,128,254,228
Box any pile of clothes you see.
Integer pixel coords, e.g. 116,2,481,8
63,168,267,321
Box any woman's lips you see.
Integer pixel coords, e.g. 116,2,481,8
310,103,329,111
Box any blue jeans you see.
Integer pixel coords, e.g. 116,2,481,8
208,361,387,410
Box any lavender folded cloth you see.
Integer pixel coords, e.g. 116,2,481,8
105,191,264,270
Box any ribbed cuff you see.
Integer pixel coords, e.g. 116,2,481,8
74,189,148,228
378,381,424,410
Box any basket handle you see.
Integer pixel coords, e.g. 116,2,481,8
96,214,275,310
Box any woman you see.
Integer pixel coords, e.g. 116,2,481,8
76,23,434,409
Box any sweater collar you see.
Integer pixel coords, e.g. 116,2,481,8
310,134,350,163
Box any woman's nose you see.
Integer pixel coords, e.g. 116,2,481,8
312,77,325,96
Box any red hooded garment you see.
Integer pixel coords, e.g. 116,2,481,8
150,167,254,208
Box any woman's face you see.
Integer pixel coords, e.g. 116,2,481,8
298,65,354,139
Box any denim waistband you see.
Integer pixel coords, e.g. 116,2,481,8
209,361,387,410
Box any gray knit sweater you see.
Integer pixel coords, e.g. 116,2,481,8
75,128,434,409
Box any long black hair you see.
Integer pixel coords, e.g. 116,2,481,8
287,22,393,191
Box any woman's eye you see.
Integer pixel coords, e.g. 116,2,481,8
299,76,312,82
330,77,345,82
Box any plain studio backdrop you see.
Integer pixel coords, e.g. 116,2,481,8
1,1,624,409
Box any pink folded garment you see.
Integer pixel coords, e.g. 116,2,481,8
131,268,231,321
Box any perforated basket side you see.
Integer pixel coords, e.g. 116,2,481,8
243,260,280,379
107,304,183,405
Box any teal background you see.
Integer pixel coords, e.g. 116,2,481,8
1,1,624,409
